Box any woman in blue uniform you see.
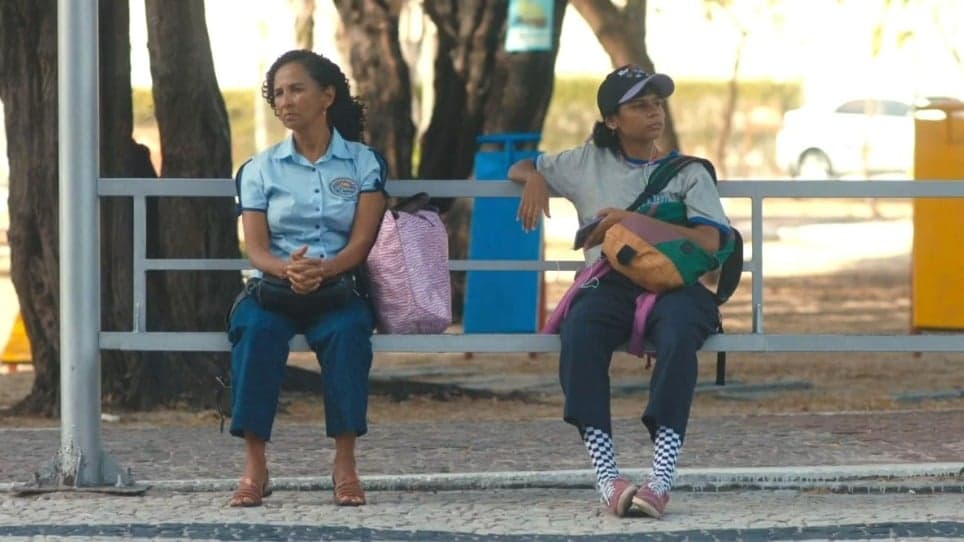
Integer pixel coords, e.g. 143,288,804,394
227,50,385,508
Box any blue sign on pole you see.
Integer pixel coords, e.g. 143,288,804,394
464,133,543,333
505,0,555,52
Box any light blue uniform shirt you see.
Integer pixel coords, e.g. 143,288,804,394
239,128,385,273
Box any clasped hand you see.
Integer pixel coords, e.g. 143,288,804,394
282,245,332,294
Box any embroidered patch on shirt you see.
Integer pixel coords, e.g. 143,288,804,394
328,177,359,200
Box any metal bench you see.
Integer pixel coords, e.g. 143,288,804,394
98,177,964,360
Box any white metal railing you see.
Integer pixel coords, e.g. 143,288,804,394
97,178,964,354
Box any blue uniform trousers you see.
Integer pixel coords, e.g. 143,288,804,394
227,290,374,441
559,272,719,442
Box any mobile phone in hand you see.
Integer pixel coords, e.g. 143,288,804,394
573,216,603,250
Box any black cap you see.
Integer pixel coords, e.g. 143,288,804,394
596,65,675,117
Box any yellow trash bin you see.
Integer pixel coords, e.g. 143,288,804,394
912,102,964,331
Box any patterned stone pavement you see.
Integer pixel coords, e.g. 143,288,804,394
0,488,961,541
0,408,962,540
2,409,962,483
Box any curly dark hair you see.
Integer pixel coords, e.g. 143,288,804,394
590,121,619,154
261,49,366,142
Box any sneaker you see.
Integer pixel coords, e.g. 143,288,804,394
601,477,639,517
633,483,670,518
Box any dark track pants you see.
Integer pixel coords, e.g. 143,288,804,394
558,272,719,442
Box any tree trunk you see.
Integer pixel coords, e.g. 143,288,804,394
570,0,681,152
715,30,746,179
0,0,60,415
419,1,505,317
141,0,240,409
335,0,565,180
293,0,316,50
419,0,566,319
333,0,414,179
481,0,566,136
419,0,506,182
99,0,165,409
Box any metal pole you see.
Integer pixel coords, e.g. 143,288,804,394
58,0,103,487
751,195,764,333
52,0,135,492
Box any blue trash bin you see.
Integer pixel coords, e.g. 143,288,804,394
463,133,543,333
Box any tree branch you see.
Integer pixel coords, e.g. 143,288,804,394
570,0,644,68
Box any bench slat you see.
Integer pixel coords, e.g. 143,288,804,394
94,177,964,357
142,258,588,272
100,332,964,353
98,178,964,198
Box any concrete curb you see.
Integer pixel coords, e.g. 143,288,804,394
4,462,960,494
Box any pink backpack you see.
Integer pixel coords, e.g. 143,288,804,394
365,195,451,334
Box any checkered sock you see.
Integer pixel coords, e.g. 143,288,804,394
581,426,620,503
649,425,682,494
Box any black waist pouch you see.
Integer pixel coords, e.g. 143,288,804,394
251,273,356,319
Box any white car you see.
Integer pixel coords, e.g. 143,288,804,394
775,98,914,179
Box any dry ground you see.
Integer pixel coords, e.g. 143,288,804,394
1,199,962,427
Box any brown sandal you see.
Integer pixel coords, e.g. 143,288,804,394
229,472,271,507
332,473,366,506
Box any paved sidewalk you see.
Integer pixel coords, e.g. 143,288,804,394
1,488,961,541
1,409,962,540
3,409,962,483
